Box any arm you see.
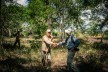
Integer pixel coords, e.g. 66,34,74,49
59,38,67,46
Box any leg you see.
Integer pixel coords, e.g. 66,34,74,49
67,50,79,72
13,40,17,47
41,51,46,66
18,40,20,48
47,53,51,69
71,63,80,72
67,50,75,71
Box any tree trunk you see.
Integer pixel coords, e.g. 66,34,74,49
0,28,3,48
100,31,104,43
8,28,11,37
47,16,52,29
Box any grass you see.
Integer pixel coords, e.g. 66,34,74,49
0,37,108,72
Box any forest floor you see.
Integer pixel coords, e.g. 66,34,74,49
0,36,108,72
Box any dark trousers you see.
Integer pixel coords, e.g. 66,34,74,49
13,40,20,48
67,50,80,72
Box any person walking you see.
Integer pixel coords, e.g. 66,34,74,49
58,29,80,72
13,30,21,48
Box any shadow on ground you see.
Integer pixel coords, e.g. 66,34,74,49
2,43,25,51
92,42,108,50
77,60,107,72
0,55,107,72
0,57,45,72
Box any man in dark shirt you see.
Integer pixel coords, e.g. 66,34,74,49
58,29,80,72
13,30,20,48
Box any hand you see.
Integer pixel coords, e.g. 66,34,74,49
57,43,59,46
53,43,58,47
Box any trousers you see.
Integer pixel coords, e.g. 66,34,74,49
67,50,80,72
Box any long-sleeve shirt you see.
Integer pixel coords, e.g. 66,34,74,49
42,35,53,52
59,34,76,49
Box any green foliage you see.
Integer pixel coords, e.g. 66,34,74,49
52,31,58,36
29,40,41,50
87,24,100,35
104,30,108,38
1,0,108,71
1,0,108,40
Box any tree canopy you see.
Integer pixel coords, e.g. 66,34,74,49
1,0,108,37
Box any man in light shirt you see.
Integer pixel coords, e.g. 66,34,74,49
41,29,57,69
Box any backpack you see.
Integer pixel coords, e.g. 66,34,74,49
73,38,80,48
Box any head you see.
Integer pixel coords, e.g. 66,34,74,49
65,29,72,36
17,30,20,34
46,29,52,37
17,29,21,33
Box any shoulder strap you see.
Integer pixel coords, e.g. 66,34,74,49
70,35,75,44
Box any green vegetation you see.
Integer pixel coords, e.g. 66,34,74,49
0,0,108,72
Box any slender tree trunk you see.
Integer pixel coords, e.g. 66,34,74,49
0,0,3,48
100,31,104,43
47,16,52,29
8,28,11,37
60,16,63,41
0,28,3,48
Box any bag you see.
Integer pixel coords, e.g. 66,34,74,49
73,38,80,51
74,38,80,48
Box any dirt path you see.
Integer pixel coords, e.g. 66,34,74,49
87,37,108,43
51,49,67,72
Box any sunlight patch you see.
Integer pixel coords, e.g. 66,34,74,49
16,0,28,6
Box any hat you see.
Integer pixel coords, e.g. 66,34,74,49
46,29,51,32
65,29,72,34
